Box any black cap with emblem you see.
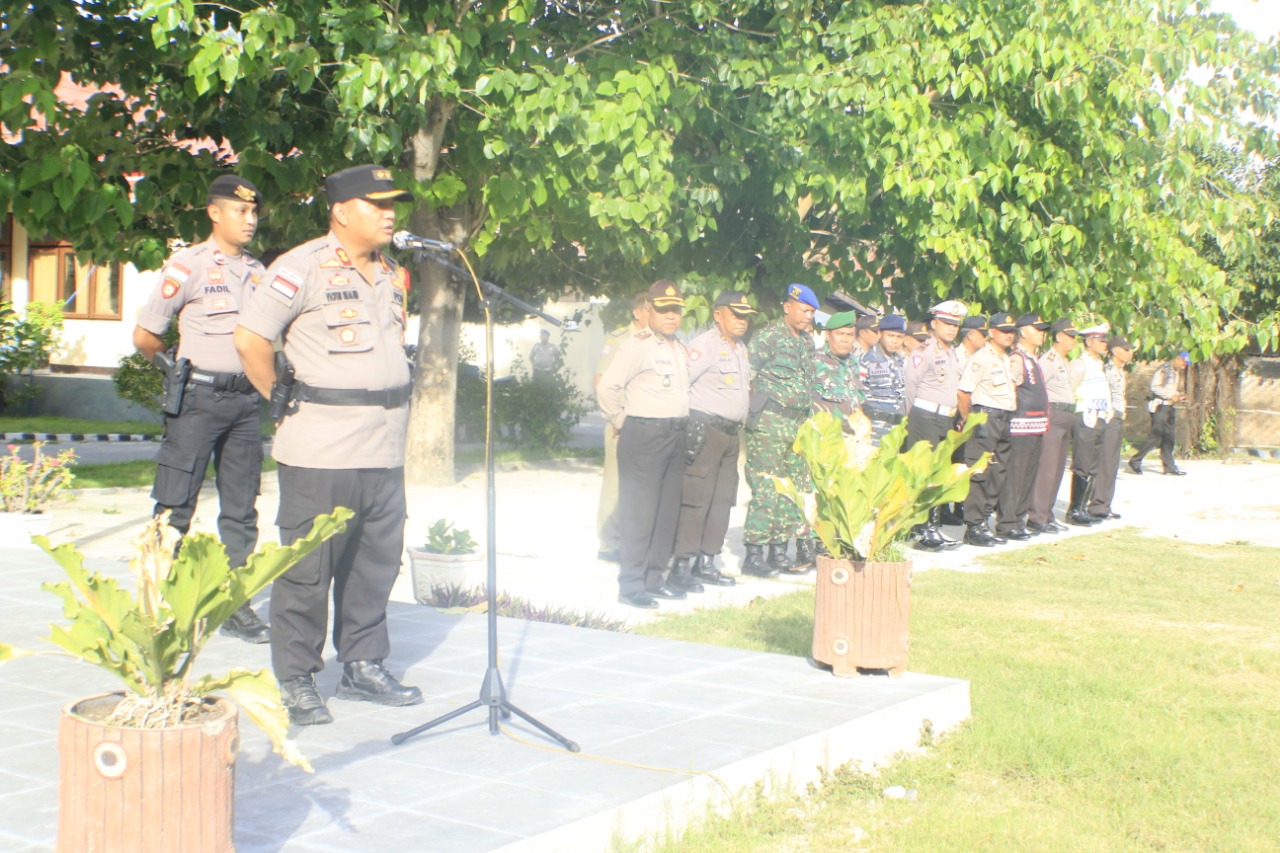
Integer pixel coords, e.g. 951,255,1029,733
207,174,261,205
326,165,413,204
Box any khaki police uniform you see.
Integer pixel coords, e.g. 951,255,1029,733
597,329,690,597
237,232,412,680
1089,360,1127,516
904,336,960,448
1029,347,1076,526
958,343,1016,526
673,327,750,562
137,238,265,568
595,323,635,555
997,344,1049,534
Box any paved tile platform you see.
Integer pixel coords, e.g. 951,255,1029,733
0,548,968,853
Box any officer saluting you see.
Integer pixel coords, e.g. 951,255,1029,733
235,165,421,725
133,174,269,644
597,280,692,609
904,299,967,551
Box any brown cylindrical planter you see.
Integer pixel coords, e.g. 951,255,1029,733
58,692,239,853
812,555,912,677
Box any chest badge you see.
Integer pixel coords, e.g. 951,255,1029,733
329,275,349,287
210,297,230,311
338,327,357,345
207,268,223,284
212,250,227,266
339,307,358,320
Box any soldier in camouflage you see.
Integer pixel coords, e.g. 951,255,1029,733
861,313,908,445
814,310,864,424
742,283,819,577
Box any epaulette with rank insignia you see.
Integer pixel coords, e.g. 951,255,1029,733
635,330,652,340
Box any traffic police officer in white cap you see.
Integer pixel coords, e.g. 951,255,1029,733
904,299,968,550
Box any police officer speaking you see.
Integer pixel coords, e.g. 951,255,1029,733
133,174,269,644
235,164,422,725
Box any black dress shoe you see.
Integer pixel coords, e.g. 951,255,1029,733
1087,512,1110,522
1164,468,1187,476
1045,520,1068,533
220,602,270,644
1128,458,1144,475
618,590,659,609
646,584,687,600
1026,522,1055,535
336,660,424,706
1107,512,1121,519
597,550,621,562
279,675,333,726
667,572,704,594
1003,527,1032,541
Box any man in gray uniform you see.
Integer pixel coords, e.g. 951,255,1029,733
133,174,269,644
671,290,756,590
1027,318,1078,534
904,299,967,551
597,280,691,609
957,311,1018,547
1129,351,1189,476
860,313,908,445
593,292,649,562
235,165,422,725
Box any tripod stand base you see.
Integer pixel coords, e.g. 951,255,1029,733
391,666,579,753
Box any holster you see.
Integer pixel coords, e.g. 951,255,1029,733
685,417,708,465
154,351,191,416
268,350,296,424
745,391,768,430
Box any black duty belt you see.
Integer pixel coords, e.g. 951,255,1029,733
627,415,688,431
763,398,810,419
690,410,743,436
1049,402,1075,413
188,370,253,394
973,405,1013,418
294,382,412,409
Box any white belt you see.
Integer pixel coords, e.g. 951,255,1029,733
912,398,958,418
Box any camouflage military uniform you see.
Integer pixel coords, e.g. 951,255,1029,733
744,319,815,545
813,343,863,418
861,343,906,445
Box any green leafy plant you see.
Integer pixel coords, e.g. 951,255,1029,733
0,301,63,412
1,441,76,513
112,320,179,419
773,411,989,562
421,518,478,555
502,344,589,452
0,508,353,772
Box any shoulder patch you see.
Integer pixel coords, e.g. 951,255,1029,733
689,348,702,361
161,278,181,299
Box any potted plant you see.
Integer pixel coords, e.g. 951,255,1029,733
773,410,988,677
408,518,482,604
0,507,351,853
0,440,76,546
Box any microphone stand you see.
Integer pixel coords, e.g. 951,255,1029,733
391,248,579,753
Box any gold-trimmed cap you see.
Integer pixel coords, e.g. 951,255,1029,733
648,279,685,309
326,165,413,204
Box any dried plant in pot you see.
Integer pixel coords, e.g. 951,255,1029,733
773,411,988,676
0,508,351,853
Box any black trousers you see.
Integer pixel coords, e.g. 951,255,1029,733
673,424,740,558
271,465,406,680
1089,416,1124,515
906,406,953,449
1133,404,1177,471
1071,414,1105,478
152,383,262,569
997,433,1044,533
1030,408,1074,525
617,418,687,595
963,409,1012,526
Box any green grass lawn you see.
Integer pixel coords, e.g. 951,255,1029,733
638,530,1280,852
0,416,163,436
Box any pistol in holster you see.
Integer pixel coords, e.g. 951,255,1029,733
154,350,191,416
269,350,296,424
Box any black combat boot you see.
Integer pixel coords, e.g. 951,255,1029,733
336,660,423,706
964,523,1000,547
767,542,795,572
220,602,270,644
790,538,819,574
279,674,332,726
693,553,736,587
667,556,705,593
916,507,963,551
1066,474,1097,526
741,543,778,578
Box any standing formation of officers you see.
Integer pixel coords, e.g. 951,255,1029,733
594,283,1190,608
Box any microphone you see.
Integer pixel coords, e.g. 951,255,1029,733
392,230,455,254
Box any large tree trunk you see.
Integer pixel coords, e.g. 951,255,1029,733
403,103,474,485
1186,353,1242,458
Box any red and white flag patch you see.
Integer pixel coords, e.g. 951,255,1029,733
270,268,302,300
